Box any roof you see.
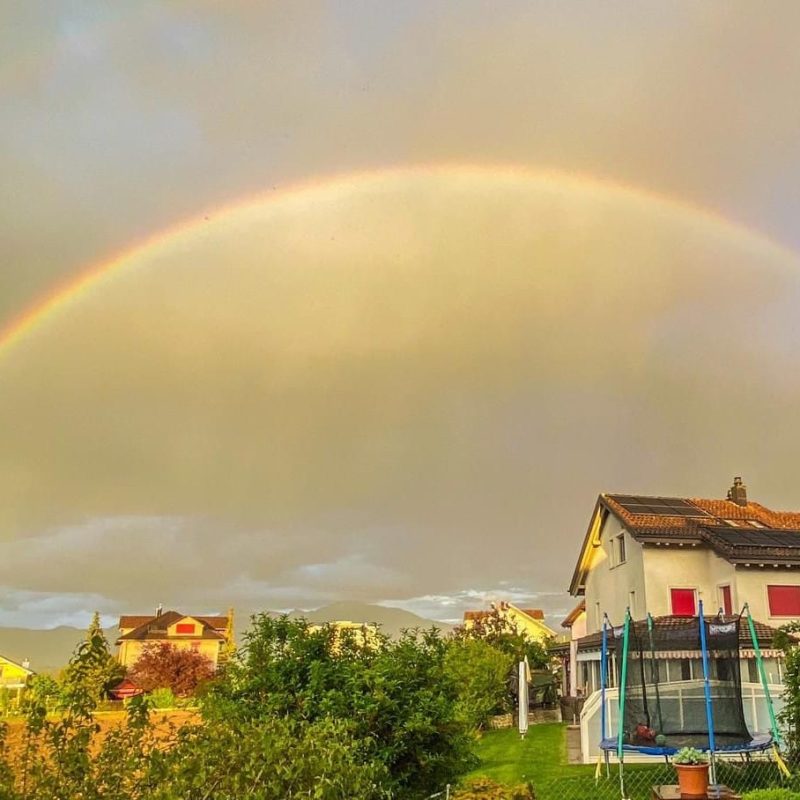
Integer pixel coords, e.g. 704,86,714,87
117,611,226,642
0,654,34,675
562,600,586,628
576,615,790,652
570,492,800,594
119,613,227,630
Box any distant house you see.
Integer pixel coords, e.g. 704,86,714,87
566,477,800,694
462,601,556,644
309,620,380,649
116,609,232,670
0,653,34,704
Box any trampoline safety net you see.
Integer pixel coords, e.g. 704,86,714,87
609,615,751,751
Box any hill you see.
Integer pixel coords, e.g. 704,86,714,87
0,625,118,674
285,602,453,638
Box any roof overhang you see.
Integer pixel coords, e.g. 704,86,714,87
568,497,610,596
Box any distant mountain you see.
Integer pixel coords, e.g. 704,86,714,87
0,625,118,674
284,602,453,639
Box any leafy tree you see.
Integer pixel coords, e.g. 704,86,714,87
208,615,476,799
130,642,215,697
777,622,800,763
61,612,125,704
26,674,62,710
147,715,387,800
445,638,515,729
452,606,550,668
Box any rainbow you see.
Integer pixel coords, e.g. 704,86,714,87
1,163,797,359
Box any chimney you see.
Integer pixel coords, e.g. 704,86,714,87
155,604,163,617
22,658,30,670
727,476,748,506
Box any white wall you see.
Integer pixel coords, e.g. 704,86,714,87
736,568,800,625
642,546,736,617
584,511,647,633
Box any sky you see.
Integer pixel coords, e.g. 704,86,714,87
2,2,800,629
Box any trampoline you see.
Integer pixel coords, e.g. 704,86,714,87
597,601,783,795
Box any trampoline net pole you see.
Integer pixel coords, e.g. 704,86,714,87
699,599,718,785
745,603,782,746
617,608,631,798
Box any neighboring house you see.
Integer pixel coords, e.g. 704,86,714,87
463,601,556,644
567,477,800,694
558,600,586,696
309,620,380,649
0,653,34,704
116,609,232,670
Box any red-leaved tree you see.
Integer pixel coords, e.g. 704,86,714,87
129,642,215,696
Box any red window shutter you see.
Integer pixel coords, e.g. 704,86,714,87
720,585,732,615
670,589,696,616
767,585,800,616
175,623,195,634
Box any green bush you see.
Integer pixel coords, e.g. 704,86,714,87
741,790,800,800
148,687,177,709
445,639,514,729
453,777,535,799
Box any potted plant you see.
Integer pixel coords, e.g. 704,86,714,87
673,747,710,798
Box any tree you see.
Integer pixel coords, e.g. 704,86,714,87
445,638,515,730
452,606,551,668
207,615,476,799
130,642,215,696
61,612,124,705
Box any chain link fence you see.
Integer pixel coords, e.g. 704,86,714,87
535,756,791,800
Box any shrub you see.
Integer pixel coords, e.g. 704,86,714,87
148,687,177,709
453,777,536,799
742,791,800,800
445,639,514,729
209,614,477,799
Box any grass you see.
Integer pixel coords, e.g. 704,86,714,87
466,723,596,786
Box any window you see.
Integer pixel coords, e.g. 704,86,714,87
175,623,196,634
616,533,626,565
767,585,800,617
670,588,696,616
680,659,691,681
719,585,733,615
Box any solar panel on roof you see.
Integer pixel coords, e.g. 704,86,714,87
611,495,711,517
714,529,800,548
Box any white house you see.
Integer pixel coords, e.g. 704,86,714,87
566,477,800,696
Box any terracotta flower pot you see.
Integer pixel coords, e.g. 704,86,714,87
675,762,710,798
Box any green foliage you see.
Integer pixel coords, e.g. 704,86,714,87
452,607,550,669
741,791,800,800
27,674,62,711
673,746,708,765
445,638,515,729
61,611,125,705
210,614,477,799
454,777,536,799
147,687,177,709
778,621,800,763
130,642,215,696
147,715,387,800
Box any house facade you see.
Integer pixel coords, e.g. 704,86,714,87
567,478,800,695
463,601,556,643
116,609,232,670
0,654,33,695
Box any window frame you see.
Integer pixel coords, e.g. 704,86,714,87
766,584,800,618
669,587,697,617
718,584,733,615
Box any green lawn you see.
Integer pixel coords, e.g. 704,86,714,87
466,723,595,786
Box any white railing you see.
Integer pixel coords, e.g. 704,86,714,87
579,682,784,764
